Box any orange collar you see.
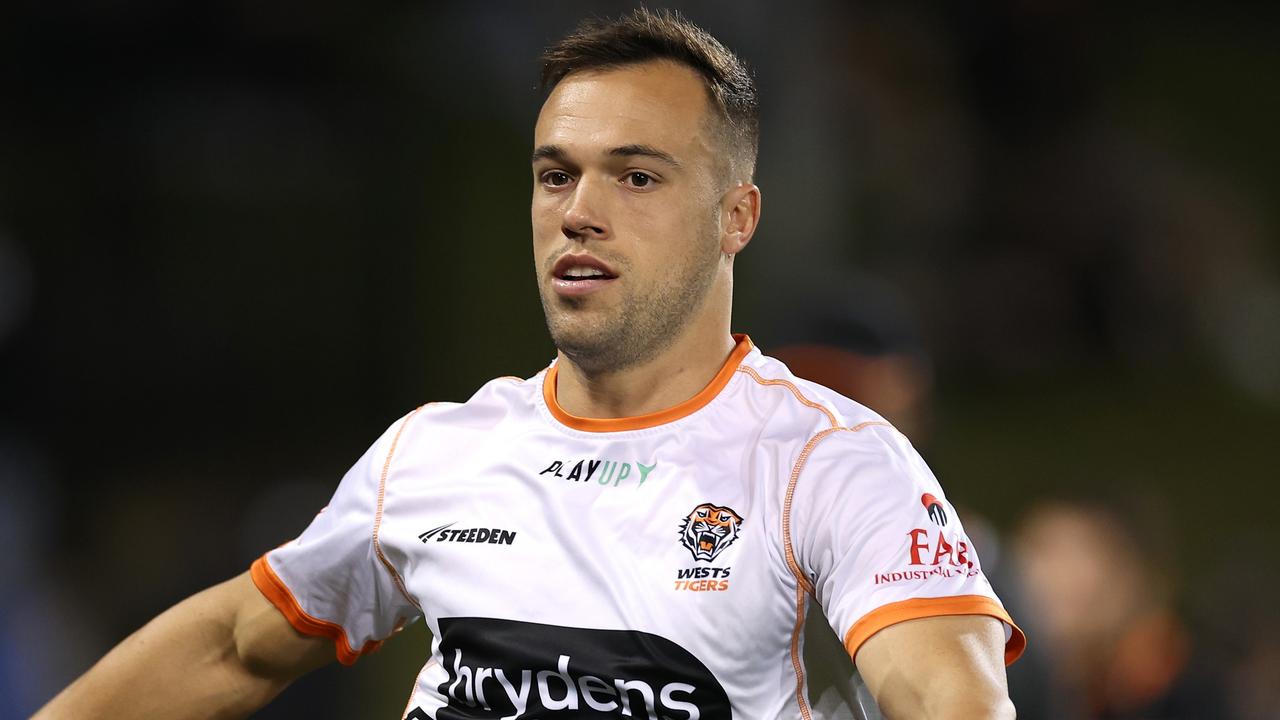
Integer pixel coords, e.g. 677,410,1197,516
543,334,754,432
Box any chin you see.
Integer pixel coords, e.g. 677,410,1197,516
544,312,624,366
548,316,611,352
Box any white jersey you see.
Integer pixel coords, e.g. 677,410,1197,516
251,335,1024,720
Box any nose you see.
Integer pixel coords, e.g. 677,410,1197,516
562,175,608,242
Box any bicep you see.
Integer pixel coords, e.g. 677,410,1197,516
854,614,1013,720
222,571,335,682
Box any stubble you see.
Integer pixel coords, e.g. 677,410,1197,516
539,221,721,376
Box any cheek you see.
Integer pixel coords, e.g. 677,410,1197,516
531,197,552,228
531,204,561,247
631,199,709,247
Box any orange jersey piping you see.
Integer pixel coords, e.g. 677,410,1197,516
735,365,840,428
736,367,894,719
374,405,429,611
789,585,814,720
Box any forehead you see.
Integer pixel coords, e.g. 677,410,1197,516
535,61,713,158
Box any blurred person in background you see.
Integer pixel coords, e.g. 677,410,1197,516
1202,541,1280,720
1012,498,1231,719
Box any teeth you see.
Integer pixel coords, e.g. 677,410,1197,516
563,266,606,278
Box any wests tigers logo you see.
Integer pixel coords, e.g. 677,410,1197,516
679,503,743,562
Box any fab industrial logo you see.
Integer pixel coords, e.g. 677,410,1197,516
871,494,981,586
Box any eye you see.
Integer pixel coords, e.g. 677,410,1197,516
697,510,708,518
541,170,573,188
624,171,655,189
719,513,730,522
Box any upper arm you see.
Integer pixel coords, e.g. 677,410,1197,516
855,614,1014,720
222,571,335,682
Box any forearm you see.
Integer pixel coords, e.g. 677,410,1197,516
36,576,298,720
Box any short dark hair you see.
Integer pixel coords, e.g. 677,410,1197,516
540,8,759,183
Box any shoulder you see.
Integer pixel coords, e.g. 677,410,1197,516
402,370,544,430
734,350,929,492
734,350,899,439
375,370,547,470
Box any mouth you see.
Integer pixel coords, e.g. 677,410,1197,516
698,531,718,552
550,253,618,297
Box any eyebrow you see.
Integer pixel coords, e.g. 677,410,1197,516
531,143,682,168
608,144,681,168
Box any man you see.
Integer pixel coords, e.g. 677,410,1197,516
37,9,1023,719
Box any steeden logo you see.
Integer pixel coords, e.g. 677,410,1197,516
420,522,517,546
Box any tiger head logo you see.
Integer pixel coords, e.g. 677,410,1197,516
679,503,744,562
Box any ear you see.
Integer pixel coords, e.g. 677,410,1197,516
720,183,761,255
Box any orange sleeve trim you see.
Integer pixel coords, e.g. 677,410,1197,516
542,334,754,432
843,594,1028,666
249,555,383,666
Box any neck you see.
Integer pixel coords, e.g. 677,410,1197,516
553,308,736,421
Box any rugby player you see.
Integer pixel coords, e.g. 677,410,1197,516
37,9,1023,719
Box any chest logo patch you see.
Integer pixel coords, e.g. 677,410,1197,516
679,503,743,562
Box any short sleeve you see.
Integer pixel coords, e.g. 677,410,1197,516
249,412,423,665
789,426,1026,666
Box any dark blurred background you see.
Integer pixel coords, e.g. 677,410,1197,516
2,1,1277,718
